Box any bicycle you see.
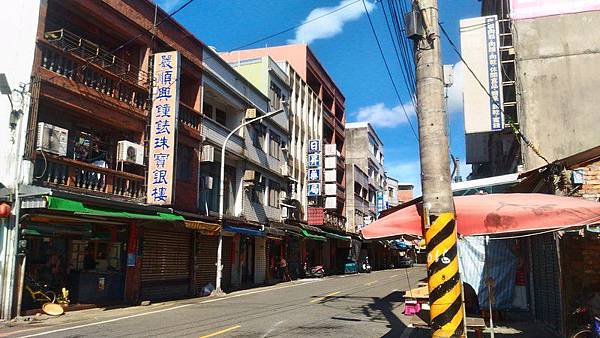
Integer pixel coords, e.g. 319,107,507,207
25,277,70,305
569,306,600,338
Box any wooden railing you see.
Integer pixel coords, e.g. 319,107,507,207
179,103,202,131
39,40,148,111
34,153,145,199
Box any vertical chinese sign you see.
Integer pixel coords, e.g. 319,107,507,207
307,139,321,198
146,51,180,205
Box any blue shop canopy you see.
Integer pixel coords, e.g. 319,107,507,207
223,225,265,237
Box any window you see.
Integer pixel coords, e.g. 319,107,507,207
177,145,193,181
250,174,265,204
215,108,227,126
203,102,213,119
269,82,283,110
251,125,265,149
269,132,281,159
268,180,281,208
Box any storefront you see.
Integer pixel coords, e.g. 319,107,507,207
19,195,184,311
265,227,285,282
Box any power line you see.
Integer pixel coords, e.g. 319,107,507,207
438,22,550,165
361,0,419,141
226,0,364,53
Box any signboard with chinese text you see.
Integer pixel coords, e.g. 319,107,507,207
511,0,600,20
308,168,321,181
146,51,180,205
308,139,321,153
307,183,321,197
460,16,504,134
308,153,320,168
376,190,385,213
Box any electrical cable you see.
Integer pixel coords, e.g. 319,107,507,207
361,0,419,142
438,23,550,165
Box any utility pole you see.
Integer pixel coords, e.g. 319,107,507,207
412,0,465,337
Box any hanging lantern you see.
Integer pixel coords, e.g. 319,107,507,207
0,203,11,218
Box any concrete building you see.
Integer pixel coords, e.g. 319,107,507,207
345,122,385,232
0,0,291,318
384,176,400,208
397,183,414,204
220,45,347,233
462,0,600,179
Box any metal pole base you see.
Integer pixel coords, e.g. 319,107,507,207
209,288,226,297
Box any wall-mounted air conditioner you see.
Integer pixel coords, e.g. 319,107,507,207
36,122,68,156
201,145,215,162
117,140,144,165
281,165,290,177
245,108,257,119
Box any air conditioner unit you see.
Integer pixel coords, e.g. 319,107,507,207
281,143,289,153
36,122,68,156
117,140,144,165
201,145,215,162
245,108,257,119
243,170,256,182
281,165,290,177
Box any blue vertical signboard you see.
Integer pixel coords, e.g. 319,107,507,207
146,51,180,205
307,139,321,197
485,16,503,130
376,190,385,213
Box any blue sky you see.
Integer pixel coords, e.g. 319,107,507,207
157,0,481,195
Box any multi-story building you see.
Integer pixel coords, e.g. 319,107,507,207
344,122,386,232
462,0,600,179
384,176,400,208
0,0,290,318
220,45,347,232
397,183,415,204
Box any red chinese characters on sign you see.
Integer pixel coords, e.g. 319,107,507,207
146,51,180,205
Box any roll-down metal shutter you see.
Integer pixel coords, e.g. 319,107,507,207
196,236,233,291
141,226,192,301
531,234,561,331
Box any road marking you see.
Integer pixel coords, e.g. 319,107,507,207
390,274,398,278
260,320,284,338
22,304,193,337
19,281,320,337
364,280,378,286
0,326,46,337
199,325,241,338
310,290,341,303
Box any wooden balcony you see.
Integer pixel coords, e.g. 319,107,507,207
39,30,149,111
34,153,145,200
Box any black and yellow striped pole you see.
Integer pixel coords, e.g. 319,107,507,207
424,212,464,337
412,0,465,336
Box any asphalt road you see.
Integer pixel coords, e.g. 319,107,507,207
1,267,428,338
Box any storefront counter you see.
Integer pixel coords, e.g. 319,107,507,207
69,271,124,304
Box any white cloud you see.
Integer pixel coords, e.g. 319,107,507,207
155,0,183,12
351,102,415,128
289,0,375,44
386,161,422,196
446,61,464,114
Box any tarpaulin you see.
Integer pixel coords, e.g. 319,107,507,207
458,236,517,310
362,193,600,239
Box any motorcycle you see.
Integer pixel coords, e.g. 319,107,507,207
303,262,325,278
359,257,372,273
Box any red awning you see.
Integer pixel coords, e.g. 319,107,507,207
362,193,600,239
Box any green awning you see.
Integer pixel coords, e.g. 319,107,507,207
46,196,184,221
322,231,351,241
300,229,326,242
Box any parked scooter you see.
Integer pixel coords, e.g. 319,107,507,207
359,257,372,273
303,262,325,278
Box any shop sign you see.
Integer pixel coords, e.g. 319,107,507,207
146,51,180,205
307,183,321,197
376,190,385,213
308,153,320,168
308,168,321,181
308,139,321,153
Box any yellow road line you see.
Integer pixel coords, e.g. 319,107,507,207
309,291,341,303
364,280,378,286
199,325,241,338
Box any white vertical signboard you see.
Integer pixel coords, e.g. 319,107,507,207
460,16,504,134
147,51,180,205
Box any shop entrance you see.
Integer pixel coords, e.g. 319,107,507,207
239,236,255,285
22,220,127,312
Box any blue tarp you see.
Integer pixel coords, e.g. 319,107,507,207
223,225,265,237
458,236,517,310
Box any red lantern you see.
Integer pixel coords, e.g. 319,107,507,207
0,203,11,218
